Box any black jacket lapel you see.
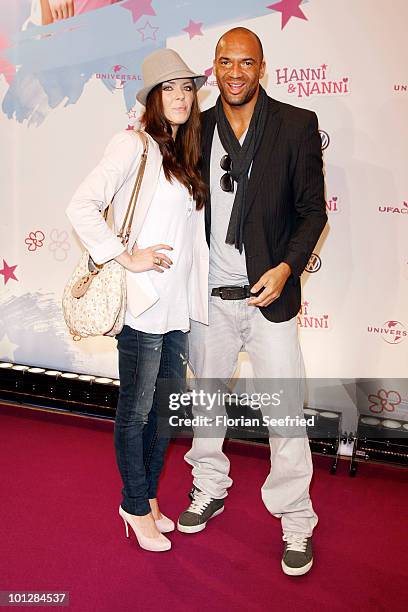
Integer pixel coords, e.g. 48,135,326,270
244,98,282,221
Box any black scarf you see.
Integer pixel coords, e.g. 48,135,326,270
214,85,268,253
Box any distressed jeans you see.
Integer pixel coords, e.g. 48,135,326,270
114,325,187,516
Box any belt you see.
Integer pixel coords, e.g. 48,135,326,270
211,285,252,300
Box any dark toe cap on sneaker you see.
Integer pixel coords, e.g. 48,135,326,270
178,511,202,527
283,551,311,568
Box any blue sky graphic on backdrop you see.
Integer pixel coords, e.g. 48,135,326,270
0,0,310,125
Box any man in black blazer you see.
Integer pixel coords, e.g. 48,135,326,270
177,27,327,576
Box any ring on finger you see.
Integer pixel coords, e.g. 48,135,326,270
154,256,162,265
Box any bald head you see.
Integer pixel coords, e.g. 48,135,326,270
215,27,264,62
213,27,265,108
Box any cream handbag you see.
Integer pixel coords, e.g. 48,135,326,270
62,131,149,340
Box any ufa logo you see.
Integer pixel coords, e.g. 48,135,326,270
378,201,408,214
275,64,350,99
319,130,330,150
305,253,321,273
367,320,407,344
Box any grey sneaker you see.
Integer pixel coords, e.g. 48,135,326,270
281,533,313,576
177,487,224,533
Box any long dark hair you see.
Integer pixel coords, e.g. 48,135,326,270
140,82,207,210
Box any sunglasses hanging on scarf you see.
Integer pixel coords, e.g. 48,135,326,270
220,154,234,192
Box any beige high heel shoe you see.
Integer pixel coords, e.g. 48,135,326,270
155,514,175,533
148,499,175,533
119,506,171,552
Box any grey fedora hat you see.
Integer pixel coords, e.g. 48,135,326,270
136,48,207,106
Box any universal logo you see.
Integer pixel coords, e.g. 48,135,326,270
96,65,142,90
305,253,321,273
367,320,407,344
275,64,350,99
326,195,339,213
378,201,408,215
319,130,330,150
297,300,329,330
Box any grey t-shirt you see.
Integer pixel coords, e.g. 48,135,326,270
208,126,249,289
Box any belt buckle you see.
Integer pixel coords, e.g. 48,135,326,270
219,287,239,299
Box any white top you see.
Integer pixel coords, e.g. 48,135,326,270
124,167,194,334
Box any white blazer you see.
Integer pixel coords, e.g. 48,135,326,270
66,130,209,325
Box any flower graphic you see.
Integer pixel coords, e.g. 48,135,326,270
368,389,402,414
25,230,45,251
49,229,70,262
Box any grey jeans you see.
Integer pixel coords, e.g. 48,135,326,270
185,294,319,536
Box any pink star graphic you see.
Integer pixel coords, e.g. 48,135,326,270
121,0,156,24
137,21,159,42
182,19,204,40
0,259,18,284
267,0,308,29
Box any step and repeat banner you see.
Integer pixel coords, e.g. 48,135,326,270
0,0,407,430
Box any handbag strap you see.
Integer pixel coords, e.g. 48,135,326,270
102,130,149,247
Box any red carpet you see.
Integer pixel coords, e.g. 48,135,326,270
1,403,407,612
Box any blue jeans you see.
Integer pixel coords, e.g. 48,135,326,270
114,325,187,516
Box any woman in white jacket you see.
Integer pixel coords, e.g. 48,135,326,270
66,49,208,552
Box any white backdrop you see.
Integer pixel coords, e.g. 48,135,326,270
1,0,407,429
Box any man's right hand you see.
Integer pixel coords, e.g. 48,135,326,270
115,244,173,273
48,0,75,20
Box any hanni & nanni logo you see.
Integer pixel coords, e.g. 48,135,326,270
275,64,350,98
297,301,329,330
326,195,339,213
